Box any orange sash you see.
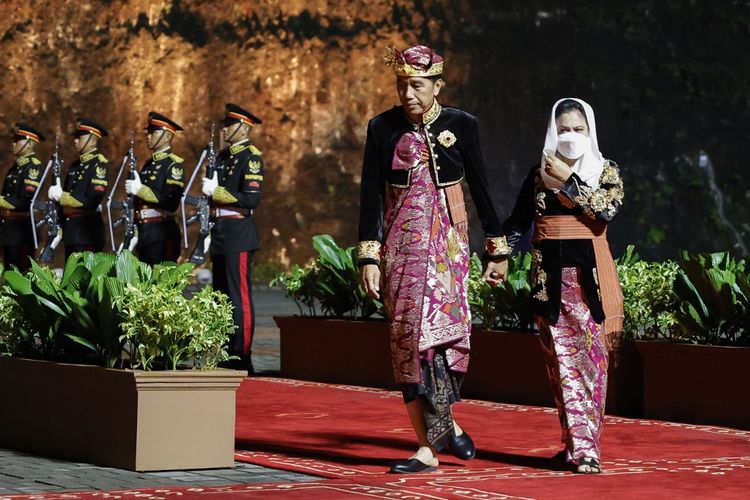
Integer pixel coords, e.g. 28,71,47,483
533,215,623,340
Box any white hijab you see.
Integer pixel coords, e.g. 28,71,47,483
540,97,604,190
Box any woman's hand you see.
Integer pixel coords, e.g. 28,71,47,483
482,259,508,287
543,153,574,183
361,264,381,299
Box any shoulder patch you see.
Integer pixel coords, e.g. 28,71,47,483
31,157,41,165
97,153,109,164
248,160,262,174
170,165,184,180
169,153,184,163
249,145,262,156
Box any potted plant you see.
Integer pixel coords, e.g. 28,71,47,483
635,251,750,429
0,252,246,471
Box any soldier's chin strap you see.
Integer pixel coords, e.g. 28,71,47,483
79,134,94,154
16,138,32,157
153,129,169,151
225,123,249,144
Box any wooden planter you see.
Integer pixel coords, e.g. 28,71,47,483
0,357,246,471
462,329,552,406
276,317,645,416
275,316,395,389
637,341,750,430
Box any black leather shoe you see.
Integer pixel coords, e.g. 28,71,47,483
449,431,476,460
388,458,438,474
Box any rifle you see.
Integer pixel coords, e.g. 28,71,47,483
30,136,63,264
180,123,217,265
106,132,137,253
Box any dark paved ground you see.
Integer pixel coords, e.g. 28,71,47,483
0,286,315,496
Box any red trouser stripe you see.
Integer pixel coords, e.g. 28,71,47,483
239,251,252,354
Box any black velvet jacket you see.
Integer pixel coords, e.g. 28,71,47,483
358,104,506,264
503,161,624,324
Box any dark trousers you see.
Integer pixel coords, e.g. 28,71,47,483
137,238,180,266
212,251,255,372
2,244,33,272
65,243,102,261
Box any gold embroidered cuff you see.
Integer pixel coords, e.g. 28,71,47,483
357,240,382,262
136,186,159,203
486,236,511,258
212,186,238,204
60,192,83,208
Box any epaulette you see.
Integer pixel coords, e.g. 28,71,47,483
31,157,41,165
249,145,262,156
98,153,109,164
169,153,184,163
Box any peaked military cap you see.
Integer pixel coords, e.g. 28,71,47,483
224,103,262,127
12,123,46,142
73,118,109,138
144,111,183,133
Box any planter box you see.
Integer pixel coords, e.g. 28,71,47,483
276,316,395,389
462,329,553,407
637,341,750,429
0,357,246,471
276,316,645,414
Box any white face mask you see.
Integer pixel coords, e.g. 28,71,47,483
556,131,591,160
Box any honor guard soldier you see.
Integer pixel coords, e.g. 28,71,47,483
48,119,109,259
1,124,45,272
125,112,185,265
202,103,264,373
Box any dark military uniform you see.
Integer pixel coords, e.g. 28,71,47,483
60,149,108,258
1,154,42,271
134,148,184,265
1,124,46,272
210,103,264,373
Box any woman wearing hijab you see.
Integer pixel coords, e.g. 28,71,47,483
500,98,624,474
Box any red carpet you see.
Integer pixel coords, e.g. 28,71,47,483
8,378,750,499
233,378,750,499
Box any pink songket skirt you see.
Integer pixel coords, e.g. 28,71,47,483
537,267,609,462
381,160,471,386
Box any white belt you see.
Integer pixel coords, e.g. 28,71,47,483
139,208,164,219
214,208,241,217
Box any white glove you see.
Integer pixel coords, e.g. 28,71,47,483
124,171,142,196
50,231,63,250
203,235,212,255
48,179,63,202
201,172,219,197
128,234,139,252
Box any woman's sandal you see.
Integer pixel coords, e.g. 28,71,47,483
576,457,602,474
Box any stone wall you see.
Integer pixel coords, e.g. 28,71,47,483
1,1,748,270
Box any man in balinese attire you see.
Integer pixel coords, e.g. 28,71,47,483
357,45,510,473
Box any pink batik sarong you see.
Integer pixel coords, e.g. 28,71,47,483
381,139,471,386
537,267,609,463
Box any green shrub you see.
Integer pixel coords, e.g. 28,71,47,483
271,234,384,319
0,251,237,369
618,259,680,341
673,251,749,346
118,284,235,370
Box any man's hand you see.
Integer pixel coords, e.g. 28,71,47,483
361,263,381,299
543,153,573,183
482,259,508,287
